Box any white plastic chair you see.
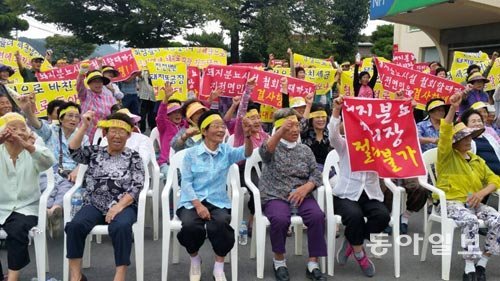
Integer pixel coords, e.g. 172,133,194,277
146,142,161,241
245,148,326,279
0,168,54,281
419,148,500,280
160,149,240,281
322,150,403,278
92,128,103,145
62,163,149,281
149,127,161,151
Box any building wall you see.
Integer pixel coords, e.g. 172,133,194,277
393,24,439,63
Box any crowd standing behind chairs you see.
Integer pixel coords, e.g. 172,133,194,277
0,46,499,281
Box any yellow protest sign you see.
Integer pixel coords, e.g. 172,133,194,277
272,67,336,95
147,62,187,101
134,47,227,70
0,37,52,83
449,51,499,91
259,104,276,123
7,80,77,117
338,70,393,100
293,53,333,69
450,51,489,72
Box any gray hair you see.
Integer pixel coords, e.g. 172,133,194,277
273,108,298,122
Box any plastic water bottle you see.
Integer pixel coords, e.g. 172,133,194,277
465,192,473,209
71,188,83,218
355,52,361,65
290,189,298,215
239,220,248,245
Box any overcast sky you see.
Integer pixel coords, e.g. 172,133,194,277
17,15,389,43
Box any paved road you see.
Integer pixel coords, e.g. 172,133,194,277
2,195,499,281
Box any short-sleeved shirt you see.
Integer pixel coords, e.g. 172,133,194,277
417,119,440,152
70,145,145,214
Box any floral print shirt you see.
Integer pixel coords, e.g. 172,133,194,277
70,145,145,214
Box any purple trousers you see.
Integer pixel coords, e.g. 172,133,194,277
263,198,327,257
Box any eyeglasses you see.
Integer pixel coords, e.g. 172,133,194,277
107,128,129,136
64,114,81,120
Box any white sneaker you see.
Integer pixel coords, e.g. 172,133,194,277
190,261,201,281
213,271,227,281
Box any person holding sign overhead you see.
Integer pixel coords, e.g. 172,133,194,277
328,96,390,278
258,108,327,281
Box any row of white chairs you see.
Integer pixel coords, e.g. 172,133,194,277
10,134,498,280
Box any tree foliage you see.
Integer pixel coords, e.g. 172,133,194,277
0,0,29,38
27,0,372,63
184,32,228,50
370,24,394,59
45,35,96,62
28,0,205,47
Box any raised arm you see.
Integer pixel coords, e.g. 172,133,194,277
328,96,346,152
69,111,94,150
369,61,378,89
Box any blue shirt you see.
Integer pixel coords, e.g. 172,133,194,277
33,120,89,171
178,143,247,210
417,119,439,152
119,79,138,95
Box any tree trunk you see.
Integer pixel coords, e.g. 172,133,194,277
230,27,240,63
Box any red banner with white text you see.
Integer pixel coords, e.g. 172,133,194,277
375,58,464,106
36,50,140,82
343,97,426,178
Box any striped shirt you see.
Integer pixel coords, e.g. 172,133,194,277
77,74,117,141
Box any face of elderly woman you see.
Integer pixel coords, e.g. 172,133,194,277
88,78,104,93
60,112,81,132
105,127,130,152
203,120,227,144
282,118,300,142
465,113,484,130
0,96,13,116
453,135,473,153
5,120,29,142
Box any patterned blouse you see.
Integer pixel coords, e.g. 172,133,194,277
70,145,145,214
258,142,322,203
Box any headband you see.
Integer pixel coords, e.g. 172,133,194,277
245,109,259,118
274,115,298,129
308,110,327,119
186,102,207,119
97,119,132,133
0,112,26,128
200,114,223,130
59,106,79,118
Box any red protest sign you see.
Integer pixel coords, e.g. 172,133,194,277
199,65,249,100
286,76,316,98
413,62,430,73
187,66,200,96
392,52,416,69
36,50,139,82
343,97,426,178
375,59,464,106
249,69,316,108
249,69,284,108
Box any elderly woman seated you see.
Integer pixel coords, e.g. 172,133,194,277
176,110,253,281
0,113,55,281
258,108,327,281
65,112,145,281
20,95,89,237
437,93,500,281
